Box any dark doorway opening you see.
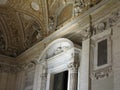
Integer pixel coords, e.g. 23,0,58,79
53,71,68,90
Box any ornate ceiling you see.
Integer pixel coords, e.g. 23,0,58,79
0,0,102,57
0,0,48,57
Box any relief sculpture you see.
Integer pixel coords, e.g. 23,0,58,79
0,30,5,50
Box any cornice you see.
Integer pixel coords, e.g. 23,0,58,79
0,54,15,63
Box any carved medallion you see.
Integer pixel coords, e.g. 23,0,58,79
31,2,40,11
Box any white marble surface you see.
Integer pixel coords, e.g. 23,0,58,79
78,39,90,90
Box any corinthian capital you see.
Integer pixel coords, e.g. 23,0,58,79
68,62,79,72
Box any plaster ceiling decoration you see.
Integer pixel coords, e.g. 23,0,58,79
0,0,8,5
0,0,46,57
31,1,40,11
47,0,103,32
0,0,103,57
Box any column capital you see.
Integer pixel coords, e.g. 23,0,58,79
67,62,78,72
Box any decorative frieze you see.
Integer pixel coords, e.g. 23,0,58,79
0,63,19,73
93,9,120,34
91,66,112,80
0,60,37,73
0,30,5,50
83,8,120,38
74,0,102,16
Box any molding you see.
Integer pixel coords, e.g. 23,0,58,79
0,63,19,73
0,60,36,73
91,65,112,80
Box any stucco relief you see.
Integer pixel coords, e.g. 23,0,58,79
0,0,8,5
0,30,5,50
38,38,73,61
0,63,20,73
92,9,120,35
48,16,55,32
46,44,71,59
24,21,43,49
68,62,79,72
0,8,44,57
0,0,48,57
74,0,102,16
81,9,120,39
91,66,112,80
31,1,40,11
0,0,105,57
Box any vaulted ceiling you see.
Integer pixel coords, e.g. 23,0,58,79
0,0,48,57
0,0,102,57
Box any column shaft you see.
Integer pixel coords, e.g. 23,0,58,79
68,63,78,90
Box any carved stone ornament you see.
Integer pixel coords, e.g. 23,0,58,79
0,31,5,50
83,9,120,38
92,9,120,35
68,62,79,72
31,1,40,11
18,61,36,71
74,2,84,16
54,46,70,55
0,60,38,73
48,16,54,30
0,63,21,73
91,66,112,80
73,0,102,16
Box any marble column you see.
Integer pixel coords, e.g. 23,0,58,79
78,39,90,90
68,62,78,90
